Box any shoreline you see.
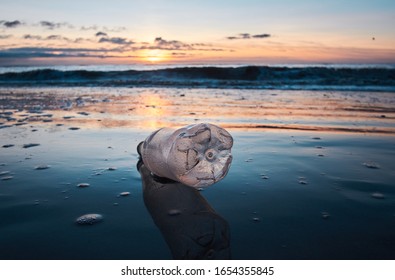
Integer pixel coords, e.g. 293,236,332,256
1,87,395,135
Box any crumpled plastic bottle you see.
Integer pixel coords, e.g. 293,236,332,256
138,123,233,188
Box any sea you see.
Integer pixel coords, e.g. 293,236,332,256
0,63,394,91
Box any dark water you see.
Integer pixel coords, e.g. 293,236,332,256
1,126,394,259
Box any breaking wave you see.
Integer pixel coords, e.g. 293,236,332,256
0,65,394,91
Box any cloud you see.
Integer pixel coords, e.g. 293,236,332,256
99,36,134,45
23,34,73,42
240,33,251,39
46,35,63,40
0,34,12,39
138,37,227,52
74,37,95,43
95,31,108,37
252,34,271,39
1,20,125,35
226,33,271,40
40,21,60,29
102,26,127,32
82,25,126,32
171,52,188,56
153,37,193,50
170,52,195,58
39,21,73,29
23,33,97,43
23,34,43,40
81,25,99,31
155,37,227,52
0,20,23,28
0,47,136,60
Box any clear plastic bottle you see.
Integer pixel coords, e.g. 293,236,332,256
138,123,233,188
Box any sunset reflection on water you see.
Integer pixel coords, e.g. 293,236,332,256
1,87,395,134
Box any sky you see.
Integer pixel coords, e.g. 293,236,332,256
0,0,394,65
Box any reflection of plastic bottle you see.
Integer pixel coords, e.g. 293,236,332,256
138,160,231,259
138,123,233,188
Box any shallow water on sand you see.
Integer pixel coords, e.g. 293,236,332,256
1,87,395,134
1,87,395,259
0,124,394,259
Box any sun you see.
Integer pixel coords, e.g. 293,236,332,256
144,49,166,63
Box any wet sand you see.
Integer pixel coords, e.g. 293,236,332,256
1,87,395,259
1,87,395,133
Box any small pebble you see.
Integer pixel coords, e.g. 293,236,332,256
2,144,14,148
35,165,50,170
371,192,385,199
23,143,40,148
321,212,330,219
168,209,181,216
363,161,380,169
14,122,28,126
69,127,80,130
75,214,103,225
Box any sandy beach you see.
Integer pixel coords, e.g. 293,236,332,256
1,87,395,259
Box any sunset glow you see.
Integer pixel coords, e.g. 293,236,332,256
143,50,167,63
0,0,394,65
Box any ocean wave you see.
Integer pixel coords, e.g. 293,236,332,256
0,66,394,91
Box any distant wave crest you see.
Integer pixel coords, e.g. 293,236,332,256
1,66,394,91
